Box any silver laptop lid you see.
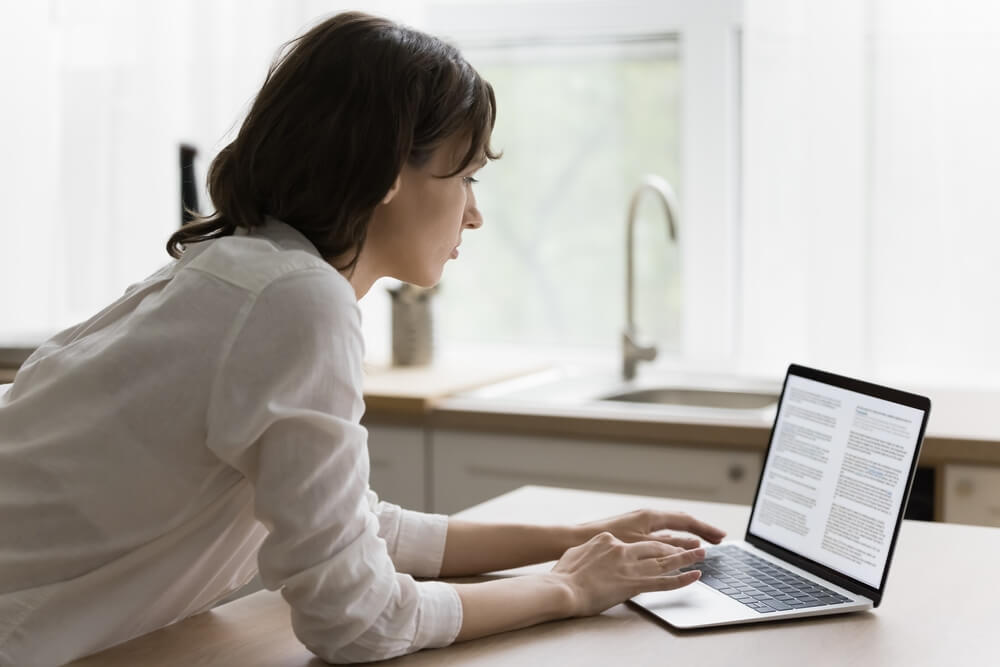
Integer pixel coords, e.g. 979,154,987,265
745,364,931,606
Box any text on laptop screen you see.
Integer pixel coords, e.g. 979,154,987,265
748,374,925,589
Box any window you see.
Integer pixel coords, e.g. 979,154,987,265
1,1,744,377
740,0,1000,387
419,0,743,366
441,38,682,351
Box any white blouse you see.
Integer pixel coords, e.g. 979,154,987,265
0,220,462,665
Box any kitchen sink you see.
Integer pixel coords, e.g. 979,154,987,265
600,388,779,410
454,366,782,414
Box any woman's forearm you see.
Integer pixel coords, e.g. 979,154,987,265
442,518,713,644
450,574,575,641
440,519,589,577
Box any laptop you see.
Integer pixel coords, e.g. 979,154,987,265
631,363,931,628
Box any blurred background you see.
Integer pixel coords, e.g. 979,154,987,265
2,0,999,388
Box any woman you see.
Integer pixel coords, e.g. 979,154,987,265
0,11,724,665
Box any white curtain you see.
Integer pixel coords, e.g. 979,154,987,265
0,0,421,355
6,0,1000,385
742,0,1000,387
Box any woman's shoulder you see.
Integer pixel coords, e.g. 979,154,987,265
183,233,349,303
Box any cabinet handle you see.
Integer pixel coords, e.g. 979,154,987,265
728,465,745,482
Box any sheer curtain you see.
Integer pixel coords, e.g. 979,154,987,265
741,0,1000,387
6,1,1000,386
0,1,420,353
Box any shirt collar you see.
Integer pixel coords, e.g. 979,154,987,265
244,216,326,260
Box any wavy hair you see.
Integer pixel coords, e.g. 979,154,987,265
166,11,499,272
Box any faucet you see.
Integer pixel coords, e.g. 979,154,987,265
623,174,679,381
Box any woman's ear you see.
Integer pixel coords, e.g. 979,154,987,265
381,175,402,204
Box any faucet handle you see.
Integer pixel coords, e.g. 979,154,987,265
622,330,658,380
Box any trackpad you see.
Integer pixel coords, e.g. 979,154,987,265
633,583,753,627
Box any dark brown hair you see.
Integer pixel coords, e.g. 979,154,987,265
166,11,499,271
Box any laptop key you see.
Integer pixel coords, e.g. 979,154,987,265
693,544,861,615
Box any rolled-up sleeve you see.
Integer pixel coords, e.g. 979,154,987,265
204,269,462,663
367,490,451,578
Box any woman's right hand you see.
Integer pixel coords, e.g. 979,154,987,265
550,531,706,617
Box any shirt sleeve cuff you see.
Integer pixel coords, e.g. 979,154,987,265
393,509,450,578
411,580,463,650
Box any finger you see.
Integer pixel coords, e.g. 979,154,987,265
627,540,684,560
656,546,706,572
652,533,701,549
633,547,691,577
650,511,727,544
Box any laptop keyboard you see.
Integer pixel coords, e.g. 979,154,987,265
678,544,852,613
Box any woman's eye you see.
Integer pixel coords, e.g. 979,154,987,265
463,176,479,185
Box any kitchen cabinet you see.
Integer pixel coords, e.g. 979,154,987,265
362,371,1000,524
366,424,428,512
941,463,1000,528
430,429,762,515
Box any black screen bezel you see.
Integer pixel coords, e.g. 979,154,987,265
744,363,931,607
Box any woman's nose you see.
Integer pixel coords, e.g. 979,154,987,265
464,208,483,229
463,192,483,229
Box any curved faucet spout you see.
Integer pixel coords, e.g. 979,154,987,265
623,174,680,381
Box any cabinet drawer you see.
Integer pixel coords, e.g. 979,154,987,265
942,464,1000,528
432,430,762,515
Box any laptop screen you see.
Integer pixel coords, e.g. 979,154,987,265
747,367,929,590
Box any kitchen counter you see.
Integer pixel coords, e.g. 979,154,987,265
6,360,1000,465
5,359,998,524
428,386,1000,466
358,361,1000,466
68,485,1000,666
360,361,549,421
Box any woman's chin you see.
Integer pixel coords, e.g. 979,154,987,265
393,268,443,289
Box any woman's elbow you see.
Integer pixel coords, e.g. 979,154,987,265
290,611,418,664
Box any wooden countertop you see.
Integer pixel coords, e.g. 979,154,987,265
428,391,1000,466
360,361,549,420
70,485,1000,666
7,358,1000,464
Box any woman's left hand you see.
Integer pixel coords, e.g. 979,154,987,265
577,509,727,550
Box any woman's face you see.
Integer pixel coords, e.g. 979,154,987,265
363,136,486,289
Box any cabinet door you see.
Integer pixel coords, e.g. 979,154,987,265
942,464,1000,528
366,425,427,512
431,430,762,515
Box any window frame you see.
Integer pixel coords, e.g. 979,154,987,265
424,0,744,367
